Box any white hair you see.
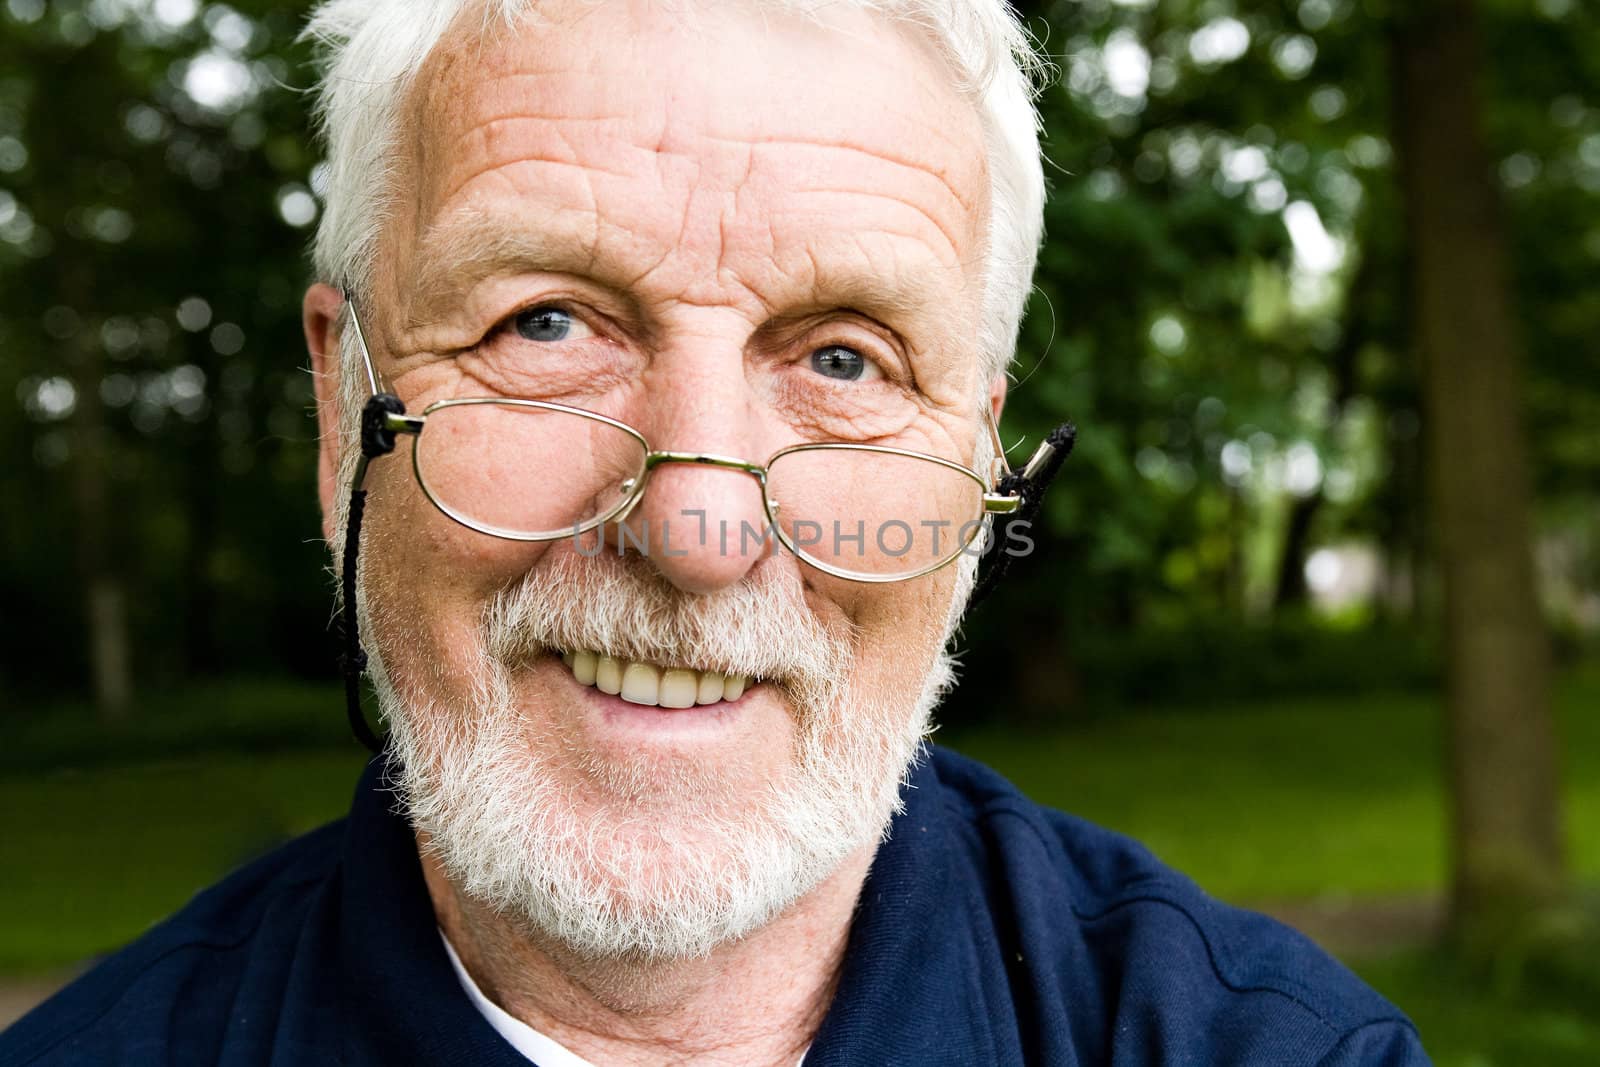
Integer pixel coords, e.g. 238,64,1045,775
302,0,1047,385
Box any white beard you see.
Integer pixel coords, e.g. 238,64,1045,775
365,550,966,962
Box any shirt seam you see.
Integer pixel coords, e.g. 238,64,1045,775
958,795,1411,1042
4,871,329,1067
1314,1017,1426,1063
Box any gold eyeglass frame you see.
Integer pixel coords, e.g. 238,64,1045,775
343,293,1026,583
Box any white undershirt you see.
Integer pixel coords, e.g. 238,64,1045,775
440,930,598,1067
439,929,809,1067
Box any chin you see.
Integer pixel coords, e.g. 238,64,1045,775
377,656,930,963
363,550,951,960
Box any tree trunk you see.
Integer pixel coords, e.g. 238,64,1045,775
183,329,222,676
1390,0,1565,945
1272,494,1319,608
1374,403,1424,624
68,315,132,720
1273,244,1372,613
1225,485,1247,618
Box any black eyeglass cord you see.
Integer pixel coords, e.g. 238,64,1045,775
968,420,1077,611
339,393,408,755
336,399,1073,750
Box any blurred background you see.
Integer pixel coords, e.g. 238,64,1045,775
1,0,1596,1059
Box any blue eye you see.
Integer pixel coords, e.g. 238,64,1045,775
810,345,868,381
514,306,577,342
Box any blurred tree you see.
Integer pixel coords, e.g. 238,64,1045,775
991,0,1595,955
988,0,1414,706
1391,0,1565,944
0,0,330,707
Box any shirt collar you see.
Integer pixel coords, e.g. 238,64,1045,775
337,752,530,1066
333,746,975,1065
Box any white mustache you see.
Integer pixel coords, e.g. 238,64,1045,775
480,551,854,702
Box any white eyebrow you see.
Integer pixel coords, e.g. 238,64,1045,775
408,212,604,318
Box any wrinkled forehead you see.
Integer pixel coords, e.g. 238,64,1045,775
385,0,990,318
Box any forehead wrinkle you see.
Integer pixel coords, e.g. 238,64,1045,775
417,26,984,222
412,151,968,331
647,131,975,310
448,124,640,196
734,134,984,224
394,0,990,338
782,188,963,266
446,101,980,223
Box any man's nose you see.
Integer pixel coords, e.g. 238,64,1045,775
613,367,776,595
617,460,772,593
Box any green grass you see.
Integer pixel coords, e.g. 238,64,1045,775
0,751,369,973
1358,950,1600,1067
2,668,1596,1064
942,666,1600,901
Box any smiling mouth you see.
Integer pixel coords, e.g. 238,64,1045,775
560,651,753,708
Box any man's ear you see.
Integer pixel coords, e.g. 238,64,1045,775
989,372,1007,425
304,282,345,545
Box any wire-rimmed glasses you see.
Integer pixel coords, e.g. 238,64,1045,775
343,298,1024,583
334,292,1074,751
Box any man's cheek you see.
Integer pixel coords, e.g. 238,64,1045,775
857,580,954,674
373,480,552,600
835,561,954,632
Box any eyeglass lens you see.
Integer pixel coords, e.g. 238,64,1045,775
415,401,646,540
765,447,986,576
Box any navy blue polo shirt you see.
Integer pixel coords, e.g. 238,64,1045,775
1,746,1427,1065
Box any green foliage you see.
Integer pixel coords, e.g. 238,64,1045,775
0,0,1594,701
2,677,351,772
952,0,1599,719
0,1,328,693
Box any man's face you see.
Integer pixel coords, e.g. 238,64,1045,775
314,0,992,957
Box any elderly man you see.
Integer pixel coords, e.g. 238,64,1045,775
3,1,1428,1064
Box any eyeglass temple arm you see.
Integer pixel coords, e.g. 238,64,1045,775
969,418,1077,610
343,287,385,397
337,290,418,754
980,406,1069,511
980,410,1017,513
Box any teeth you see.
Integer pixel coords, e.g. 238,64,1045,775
620,662,659,705
696,671,725,705
559,651,751,708
659,669,699,709
595,655,623,695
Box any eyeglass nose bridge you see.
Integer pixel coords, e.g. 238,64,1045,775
610,450,774,525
